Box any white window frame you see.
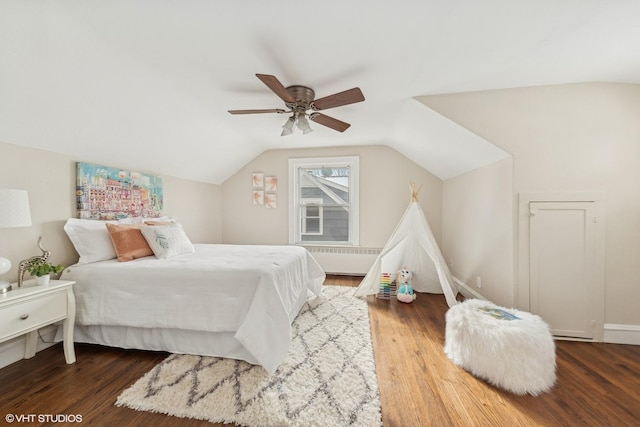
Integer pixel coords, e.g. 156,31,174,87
288,156,359,246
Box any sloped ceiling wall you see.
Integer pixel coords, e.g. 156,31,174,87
418,82,640,325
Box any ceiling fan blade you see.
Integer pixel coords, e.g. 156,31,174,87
256,74,295,103
228,109,286,115
309,113,351,132
311,87,365,110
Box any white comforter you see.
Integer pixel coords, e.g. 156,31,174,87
62,244,325,373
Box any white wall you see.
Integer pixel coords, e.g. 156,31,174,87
420,82,640,327
442,157,514,307
221,145,443,250
163,177,222,244
1,142,443,275
0,141,222,282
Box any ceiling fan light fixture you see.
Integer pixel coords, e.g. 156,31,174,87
281,117,295,136
231,74,364,134
297,115,313,134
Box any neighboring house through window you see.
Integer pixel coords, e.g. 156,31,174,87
288,156,359,246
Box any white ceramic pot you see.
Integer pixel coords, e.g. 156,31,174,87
35,275,50,286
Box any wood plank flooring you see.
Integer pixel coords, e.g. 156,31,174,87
1,275,639,426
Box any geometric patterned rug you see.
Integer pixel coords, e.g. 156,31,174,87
115,285,382,427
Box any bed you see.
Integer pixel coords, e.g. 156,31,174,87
60,240,325,374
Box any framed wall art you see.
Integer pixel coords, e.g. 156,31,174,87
252,172,264,188
265,193,277,209
75,162,163,220
253,190,264,205
265,176,277,192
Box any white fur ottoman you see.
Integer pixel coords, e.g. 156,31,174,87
444,298,556,395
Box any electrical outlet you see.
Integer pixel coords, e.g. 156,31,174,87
476,276,482,288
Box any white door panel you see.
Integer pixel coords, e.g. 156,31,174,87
529,202,595,339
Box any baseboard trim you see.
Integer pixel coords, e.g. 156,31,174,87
454,279,639,346
453,277,485,300
0,325,60,369
604,323,640,346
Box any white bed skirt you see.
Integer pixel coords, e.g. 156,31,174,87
71,325,261,366
59,286,316,370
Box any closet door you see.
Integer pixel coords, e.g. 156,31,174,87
529,201,596,339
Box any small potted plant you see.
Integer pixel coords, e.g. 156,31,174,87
28,261,66,286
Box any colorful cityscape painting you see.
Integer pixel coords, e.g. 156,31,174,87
76,162,163,220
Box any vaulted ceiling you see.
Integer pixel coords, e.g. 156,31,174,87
1,1,639,184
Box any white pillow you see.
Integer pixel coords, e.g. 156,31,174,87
63,218,117,264
139,223,194,259
117,216,174,224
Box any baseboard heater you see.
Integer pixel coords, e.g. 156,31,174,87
304,246,381,275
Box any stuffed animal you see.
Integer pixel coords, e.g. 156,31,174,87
396,267,416,303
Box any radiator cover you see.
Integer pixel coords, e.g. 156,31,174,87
304,246,381,275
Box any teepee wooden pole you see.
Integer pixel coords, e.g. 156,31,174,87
410,182,422,202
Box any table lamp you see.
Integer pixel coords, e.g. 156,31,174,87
0,189,32,293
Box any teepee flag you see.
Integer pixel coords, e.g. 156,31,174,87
354,183,459,307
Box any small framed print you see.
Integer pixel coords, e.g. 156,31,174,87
265,192,277,208
252,173,264,188
265,176,277,192
253,190,264,205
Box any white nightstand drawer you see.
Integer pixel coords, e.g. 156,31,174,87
0,280,76,364
0,291,67,340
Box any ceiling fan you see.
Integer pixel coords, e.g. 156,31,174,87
228,74,365,135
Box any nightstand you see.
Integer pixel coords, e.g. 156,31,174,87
0,280,76,364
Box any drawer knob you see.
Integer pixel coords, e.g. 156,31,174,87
20,314,29,320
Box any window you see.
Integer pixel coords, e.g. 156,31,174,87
289,156,359,245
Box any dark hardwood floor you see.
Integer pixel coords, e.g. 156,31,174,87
1,275,639,426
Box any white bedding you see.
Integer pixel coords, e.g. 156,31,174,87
61,244,325,373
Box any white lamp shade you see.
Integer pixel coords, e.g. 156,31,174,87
0,189,32,228
0,257,10,276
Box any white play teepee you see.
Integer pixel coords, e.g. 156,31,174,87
354,184,459,307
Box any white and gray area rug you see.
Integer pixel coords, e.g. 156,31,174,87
116,285,382,427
